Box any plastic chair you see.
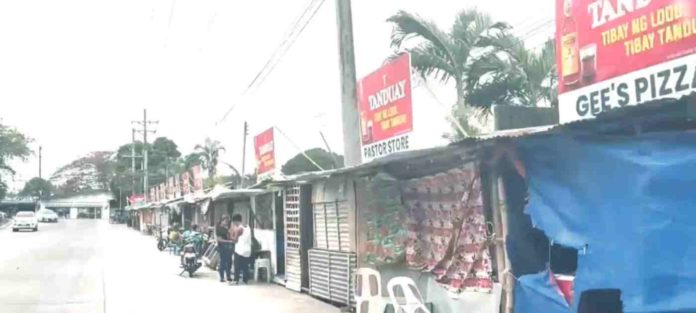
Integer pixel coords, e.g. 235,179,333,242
387,277,431,313
355,268,387,313
254,251,273,282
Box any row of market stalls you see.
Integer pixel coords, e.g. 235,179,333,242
125,93,695,313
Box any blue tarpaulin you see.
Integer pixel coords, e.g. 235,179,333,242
515,270,568,313
515,132,696,313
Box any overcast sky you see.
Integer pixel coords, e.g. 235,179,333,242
0,0,554,191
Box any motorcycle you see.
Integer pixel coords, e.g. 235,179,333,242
156,226,169,251
179,237,202,277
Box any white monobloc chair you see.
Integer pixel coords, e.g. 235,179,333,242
254,250,273,283
386,277,431,313
355,268,387,313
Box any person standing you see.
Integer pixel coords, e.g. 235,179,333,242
216,215,234,282
230,214,252,284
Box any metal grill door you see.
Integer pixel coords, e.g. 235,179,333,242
285,185,302,292
308,249,357,306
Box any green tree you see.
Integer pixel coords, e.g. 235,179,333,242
111,137,183,196
281,148,344,176
19,177,53,199
0,124,32,200
149,137,182,169
387,9,557,139
194,138,225,179
181,152,203,171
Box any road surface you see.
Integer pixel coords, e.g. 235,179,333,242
0,219,338,313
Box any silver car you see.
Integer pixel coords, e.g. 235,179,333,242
13,211,38,232
37,209,59,223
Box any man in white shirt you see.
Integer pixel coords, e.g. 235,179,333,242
230,214,252,284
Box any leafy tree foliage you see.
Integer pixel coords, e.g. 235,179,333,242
195,138,225,178
20,177,53,199
387,9,557,140
281,148,344,176
0,123,31,200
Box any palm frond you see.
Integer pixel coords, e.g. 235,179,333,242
387,11,450,50
386,10,459,74
390,43,457,83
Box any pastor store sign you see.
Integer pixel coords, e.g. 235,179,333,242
357,53,413,162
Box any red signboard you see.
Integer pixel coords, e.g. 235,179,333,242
192,165,203,192
168,177,175,199
159,183,166,201
557,0,696,122
174,174,181,198
254,128,275,176
128,194,145,206
357,53,413,162
181,172,191,195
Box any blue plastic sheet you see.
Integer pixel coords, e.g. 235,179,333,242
516,132,696,313
515,270,568,313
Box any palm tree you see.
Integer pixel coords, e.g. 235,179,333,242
468,36,558,108
387,9,557,138
194,138,225,179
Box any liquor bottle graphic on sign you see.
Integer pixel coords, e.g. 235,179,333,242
360,111,373,144
561,0,580,86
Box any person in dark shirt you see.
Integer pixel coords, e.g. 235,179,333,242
216,215,234,282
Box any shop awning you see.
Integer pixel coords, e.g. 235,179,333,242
207,185,266,201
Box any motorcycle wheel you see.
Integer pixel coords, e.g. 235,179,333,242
157,240,166,251
188,269,194,277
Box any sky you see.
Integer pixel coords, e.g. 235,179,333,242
0,0,554,192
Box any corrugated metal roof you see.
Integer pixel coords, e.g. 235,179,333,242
264,93,696,183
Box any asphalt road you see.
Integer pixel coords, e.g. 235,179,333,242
0,219,338,313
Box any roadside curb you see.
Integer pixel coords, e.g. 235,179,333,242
0,219,12,230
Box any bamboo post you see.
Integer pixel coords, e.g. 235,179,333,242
497,175,514,313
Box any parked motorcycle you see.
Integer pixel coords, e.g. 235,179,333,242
156,226,169,251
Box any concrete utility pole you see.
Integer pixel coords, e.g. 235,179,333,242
241,121,248,188
120,129,143,198
132,109,158,201
131,129,136,196
38,146,42,179
335,0,361,167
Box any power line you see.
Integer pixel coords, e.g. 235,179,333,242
216,0,327,125
274,126,325,172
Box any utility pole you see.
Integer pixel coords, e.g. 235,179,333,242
241,121,248,188
131,129,136,196
132,109,158,201
335,0,361,167
121,129,143,198
38,146,42,179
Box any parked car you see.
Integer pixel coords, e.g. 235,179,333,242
37,209,59,223
13,211,38,232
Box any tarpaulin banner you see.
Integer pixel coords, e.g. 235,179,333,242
191,165,203,192
517,132,696,312
254,128,275,177
159,183,166,201
181,172,191,195
557,0,696,122
128,194,145,206
167,177,175,200
357,53,413,162
174,174,181,198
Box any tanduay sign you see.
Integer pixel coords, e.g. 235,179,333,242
357,53,414,162
556,0,695,123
